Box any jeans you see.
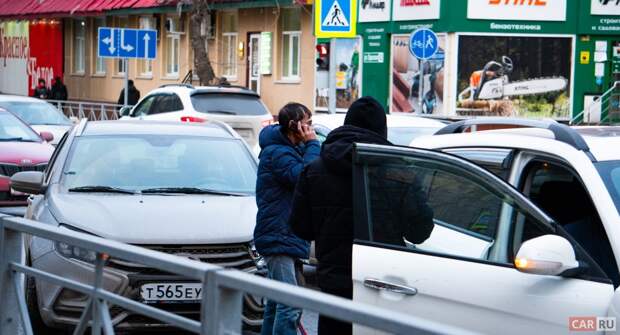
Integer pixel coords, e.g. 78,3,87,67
261,255,301,335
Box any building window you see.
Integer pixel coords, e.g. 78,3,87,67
221,11,238,78
280,8,301,80
166,34,180,76
73,19,86,74
139,16,155,76
93,17,106,74
115,17,129,75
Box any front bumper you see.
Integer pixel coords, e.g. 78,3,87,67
32,245,264,331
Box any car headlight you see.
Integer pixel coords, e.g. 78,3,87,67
54,241,98,263
249,242,267,271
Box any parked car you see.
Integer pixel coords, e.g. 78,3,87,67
312,113,447,145
119,84,273,153
346,118,620,334
12,120,265,332
0,95,73,146
0,108,54,206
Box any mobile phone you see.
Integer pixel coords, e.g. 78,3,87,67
289,120,300,133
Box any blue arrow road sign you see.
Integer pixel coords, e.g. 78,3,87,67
98,27,157,60
137,30,157,59
409,28,438,60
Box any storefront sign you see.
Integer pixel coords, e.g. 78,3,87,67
392,0,440,22
592,0,620,16
359,0,390,22
467,0,566,22
363,51,384,63
0,20,63,96
259,32,272,75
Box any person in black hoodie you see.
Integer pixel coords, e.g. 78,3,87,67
50,76,68,101
289,96,434,334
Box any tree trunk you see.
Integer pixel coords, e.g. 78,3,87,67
190,0,217,85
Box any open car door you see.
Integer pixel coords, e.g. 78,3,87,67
351,143,614,335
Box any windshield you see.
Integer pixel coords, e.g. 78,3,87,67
0,113,42,141
388,127,441,146
596,160,620,215
0,102,71,126
191,93,268,116
63,135,257,194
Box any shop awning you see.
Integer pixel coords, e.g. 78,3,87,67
0,0,179,19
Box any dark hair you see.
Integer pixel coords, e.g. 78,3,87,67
128,80,135,86
38,78,45,84
278,102,311,135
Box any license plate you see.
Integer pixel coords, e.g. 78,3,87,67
140,283,202,302
234,129,253,140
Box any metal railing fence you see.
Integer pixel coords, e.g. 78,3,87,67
0,215,474,335
47,100,129,121
571,81,620,125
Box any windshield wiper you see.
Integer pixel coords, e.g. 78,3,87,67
0,137,26,141
68,186,137,194
141,187,245,196
205,110,236,115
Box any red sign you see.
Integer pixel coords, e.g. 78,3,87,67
27,21,63,97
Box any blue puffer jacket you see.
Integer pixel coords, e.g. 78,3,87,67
254,125,320,258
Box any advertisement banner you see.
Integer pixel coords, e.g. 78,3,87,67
391,34,445,114
0,20,63,97
28,21,63,97
592,0,620,16
315,38,362,111
467,0,567,22
392,0,441,22
0,21,29,95
359,0,391,22
456,35,572,118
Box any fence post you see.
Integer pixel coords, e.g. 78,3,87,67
0,217,26,335
202,270,243,335
79,103,85,119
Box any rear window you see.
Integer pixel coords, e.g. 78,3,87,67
191,93,268,116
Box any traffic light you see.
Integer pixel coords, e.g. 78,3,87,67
316,43,329,71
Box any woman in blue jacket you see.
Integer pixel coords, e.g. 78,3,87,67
254,102,320,335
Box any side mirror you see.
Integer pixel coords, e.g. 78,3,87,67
69,116,79,124
10,171,45,195
119,106,132,117
39,131,54,143
514,235,580,276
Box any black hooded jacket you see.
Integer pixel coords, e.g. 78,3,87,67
289,125,391,293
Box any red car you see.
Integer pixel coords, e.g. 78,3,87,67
0,108,55,206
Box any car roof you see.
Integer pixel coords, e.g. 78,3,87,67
412,125,620,162
0,94,48,103
312,113,445,130
80,120,237,138
149,84,260,97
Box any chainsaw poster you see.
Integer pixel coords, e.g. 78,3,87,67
456,35,572,118
391,34,446,114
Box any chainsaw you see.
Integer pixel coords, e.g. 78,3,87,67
459,56,568,101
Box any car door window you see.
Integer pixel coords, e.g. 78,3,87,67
518,159,620,286
131,96,157,117
443,148,514,181
148,94,183,115
353,145,612,283
45,132,69,183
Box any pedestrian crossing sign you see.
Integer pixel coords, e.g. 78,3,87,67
315,0,356,38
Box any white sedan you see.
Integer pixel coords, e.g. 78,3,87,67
0,95,72,145
312,113,447,145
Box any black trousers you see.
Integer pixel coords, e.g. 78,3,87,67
318,286,352,335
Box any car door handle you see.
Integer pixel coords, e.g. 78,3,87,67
363,278,418,296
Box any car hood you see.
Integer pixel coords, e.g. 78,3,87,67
0,141,53,164
30,125,71,145
48,192,257,245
